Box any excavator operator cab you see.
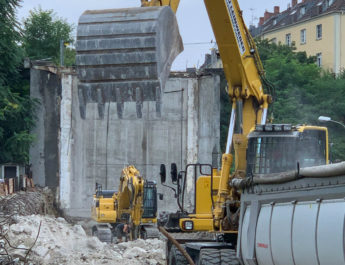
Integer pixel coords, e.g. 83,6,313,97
246,124,328,176
142,181,158,219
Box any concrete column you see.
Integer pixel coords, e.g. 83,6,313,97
59,73,73,209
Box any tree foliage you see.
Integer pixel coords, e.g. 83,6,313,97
220,39,345,161
257,40,345,161
0,0,37,164
0,0,23,85
22,7,75,65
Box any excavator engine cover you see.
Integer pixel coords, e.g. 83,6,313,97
76,6,183,119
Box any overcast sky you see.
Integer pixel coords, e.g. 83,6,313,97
17,0,293,70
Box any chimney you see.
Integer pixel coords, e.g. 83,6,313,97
259,17,264,26
292,0,297,7
264,11,274,21
274,6,280,14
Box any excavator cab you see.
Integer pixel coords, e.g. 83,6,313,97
142,181,158,219
246,124,328,176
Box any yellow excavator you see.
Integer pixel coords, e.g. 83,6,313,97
77,0,345,264
91,165,160,242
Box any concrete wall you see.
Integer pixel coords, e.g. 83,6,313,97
30,66,220,218
30,66,61,187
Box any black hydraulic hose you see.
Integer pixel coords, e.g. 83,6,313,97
158,226,195,265
231,161,345,187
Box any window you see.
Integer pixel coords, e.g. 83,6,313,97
300,29,306,44
246,131,327,176
327,0,334,6
271,38,277,44
273,19,277,25
286,33,292,46
316,53,322,67
316,24,322,39
4,166,16,179
300,6,306,16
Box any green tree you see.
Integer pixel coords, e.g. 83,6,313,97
257,39,345,161
22,7,75,65
0,0,37,164
256,39,320,124
305,72,345,161
0,0,23,85
220,39,345,161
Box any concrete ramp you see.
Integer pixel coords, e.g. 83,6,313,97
76,6,183,119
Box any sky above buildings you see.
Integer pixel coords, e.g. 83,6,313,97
17,0,293,70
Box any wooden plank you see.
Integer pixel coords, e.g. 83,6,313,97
0,183,6,196
8,178,14,194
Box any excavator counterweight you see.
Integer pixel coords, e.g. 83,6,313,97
76,6,183,119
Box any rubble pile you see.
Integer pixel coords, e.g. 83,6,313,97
0,189,166,264
5,215,165,265
0,188,59,264
117,238,166,264
0,187,56,217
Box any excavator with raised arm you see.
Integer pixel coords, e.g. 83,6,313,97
77,0,345,264
91,165,159,242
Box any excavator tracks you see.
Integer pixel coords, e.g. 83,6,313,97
76,6,183,119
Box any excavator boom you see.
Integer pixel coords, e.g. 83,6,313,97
141,0,181,13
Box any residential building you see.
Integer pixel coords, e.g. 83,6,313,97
250,0,345,74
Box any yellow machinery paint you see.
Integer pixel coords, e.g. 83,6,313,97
81,0,331,262
91,165,159,241
91,194,117,223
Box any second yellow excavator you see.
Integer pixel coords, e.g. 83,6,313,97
91,165,160,242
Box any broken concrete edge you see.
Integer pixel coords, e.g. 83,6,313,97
30,60,77,76
30,62,223,80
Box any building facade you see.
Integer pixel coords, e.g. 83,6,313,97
251,0,345,74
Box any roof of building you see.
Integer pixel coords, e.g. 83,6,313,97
250,0,345,37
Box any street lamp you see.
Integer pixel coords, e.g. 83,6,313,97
318,116,345,129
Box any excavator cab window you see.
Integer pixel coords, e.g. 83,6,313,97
247,136,298,175
247,130,327,176
298,129,326,167
142,182,158,219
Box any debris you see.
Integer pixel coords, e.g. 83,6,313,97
0,187,57,217
0,188,167,264
4,214,166,264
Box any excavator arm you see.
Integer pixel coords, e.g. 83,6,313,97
117,165,145,228
204,0,271,161
141,0,180,13
201,0,272,228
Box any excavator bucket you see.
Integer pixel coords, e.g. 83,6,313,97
76,6,183,119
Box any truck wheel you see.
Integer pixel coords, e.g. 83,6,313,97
169,245,188,265
199,248,239,265
220,249,239,265
199,248,220,265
